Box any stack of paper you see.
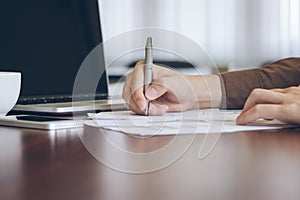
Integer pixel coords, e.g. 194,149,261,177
86,109,291,136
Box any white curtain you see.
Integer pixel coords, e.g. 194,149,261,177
100,0,300,69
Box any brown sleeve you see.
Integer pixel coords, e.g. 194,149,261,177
218,57,300,109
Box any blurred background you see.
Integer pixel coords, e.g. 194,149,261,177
100,0,300,72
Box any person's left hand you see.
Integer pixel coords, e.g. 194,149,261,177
236,86,300,125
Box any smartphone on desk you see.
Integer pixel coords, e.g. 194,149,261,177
0,115,83,130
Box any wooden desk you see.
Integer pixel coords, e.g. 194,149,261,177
1,125,300,200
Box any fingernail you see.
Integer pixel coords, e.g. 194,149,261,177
147,88,158,99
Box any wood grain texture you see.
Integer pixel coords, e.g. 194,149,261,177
1,125,300,200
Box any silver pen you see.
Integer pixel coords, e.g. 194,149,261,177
144,37,153,115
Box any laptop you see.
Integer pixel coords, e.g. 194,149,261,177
0,0,125,115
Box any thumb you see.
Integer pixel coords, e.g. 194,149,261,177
145,82,168,100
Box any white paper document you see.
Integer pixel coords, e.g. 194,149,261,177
86,109,292,136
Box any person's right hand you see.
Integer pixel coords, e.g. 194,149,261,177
236,86,300,125
122,61,222,115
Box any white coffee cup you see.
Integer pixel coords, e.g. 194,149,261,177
0,72,21,116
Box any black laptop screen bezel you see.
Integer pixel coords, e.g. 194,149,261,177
0,0,108,101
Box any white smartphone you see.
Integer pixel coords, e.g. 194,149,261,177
0,115,83,130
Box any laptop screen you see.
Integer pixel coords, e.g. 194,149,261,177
0,0,108,100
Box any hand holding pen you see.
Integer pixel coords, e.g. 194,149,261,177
122,38,218,116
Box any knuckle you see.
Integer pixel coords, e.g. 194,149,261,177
132,89,139,96
285,103,299,113
251,104,265,117
135,61,145,70
250,88,264,98
252,105,261,113
288,86,297,90
132,89,142,100
278,105,288,121
289,86,300,93
282,86,298,93
285,87,294,93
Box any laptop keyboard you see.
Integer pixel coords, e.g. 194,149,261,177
18,95,109,105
